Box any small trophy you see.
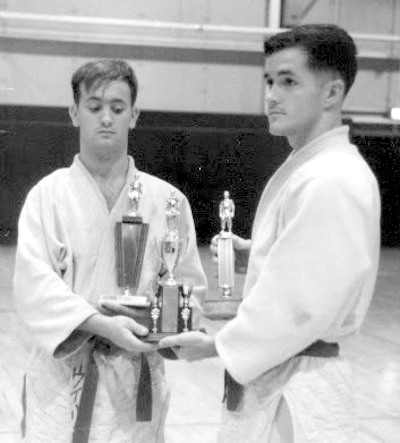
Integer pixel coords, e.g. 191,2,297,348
218,190,235,297
148,190,192,340
180,283,193,332
115,175,150,306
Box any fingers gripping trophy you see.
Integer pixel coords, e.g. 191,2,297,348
218,190,235,297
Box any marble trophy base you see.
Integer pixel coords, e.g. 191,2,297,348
100,293,150,307
203,298,241,320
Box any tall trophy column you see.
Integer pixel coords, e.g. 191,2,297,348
116,175,150,306
218,190,235,297
204,190,241,320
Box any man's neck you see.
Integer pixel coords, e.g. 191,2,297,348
79,151,130,211
289,115,342,151
79,151,129,182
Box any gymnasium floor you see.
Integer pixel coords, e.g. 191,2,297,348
0,244,399,442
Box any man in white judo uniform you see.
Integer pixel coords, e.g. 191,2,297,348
14,59,207,442
159,24,381,442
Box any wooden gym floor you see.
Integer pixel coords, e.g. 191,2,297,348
0,244,399,442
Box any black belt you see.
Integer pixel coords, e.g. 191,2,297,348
297,340,339,358
223,340,339,412
71,331,197,442
72,338,153,443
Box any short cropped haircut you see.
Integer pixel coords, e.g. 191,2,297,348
264,24,358,95
71,59,138,106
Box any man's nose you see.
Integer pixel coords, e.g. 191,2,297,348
265,84,278,103
101,109,113,126
265,86,279,110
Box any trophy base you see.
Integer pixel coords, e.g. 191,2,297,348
99,294,193,340
203,299,241,320
117,295,151,307
142,331,180,343
203,284,241,320
100,294,151,308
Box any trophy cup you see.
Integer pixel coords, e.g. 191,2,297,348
148,190,192,340
180,283,193,332
115,175,150,307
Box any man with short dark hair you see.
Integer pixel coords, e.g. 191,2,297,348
14,58,207,442
160,24,381,442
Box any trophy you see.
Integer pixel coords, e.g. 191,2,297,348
148,190,192,340
204,190,241,320
218,190,235,297
115,175,150,307
101,184,194,341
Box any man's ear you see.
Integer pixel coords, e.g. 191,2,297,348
324,78,345,108
130,106,140,129
69,104,79,127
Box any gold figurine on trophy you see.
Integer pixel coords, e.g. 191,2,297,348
127,175,143,217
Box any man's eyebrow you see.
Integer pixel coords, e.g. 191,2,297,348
85,96,128,105
85,96,102,102
109,99,128,105
264,69,296,79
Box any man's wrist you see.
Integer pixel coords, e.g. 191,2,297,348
78,312,111,338
206,335,218,358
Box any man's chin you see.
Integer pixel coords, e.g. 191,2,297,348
268,124,287,137
93,142,124,158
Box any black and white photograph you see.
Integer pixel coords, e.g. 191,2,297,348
0,1,399,442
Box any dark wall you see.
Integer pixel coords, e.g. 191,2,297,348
1,106,399,246
353,135,400,246
0,106,290,244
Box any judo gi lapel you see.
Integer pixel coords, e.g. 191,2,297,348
71,155,111,222
252,126,351,239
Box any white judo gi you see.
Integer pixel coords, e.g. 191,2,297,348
215,126,381,442
14,155,207,443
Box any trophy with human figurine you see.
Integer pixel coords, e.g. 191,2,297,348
115,175,149,306
203,190,240,320
217,190,235,297
152,190,192,340
102,180,193,342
